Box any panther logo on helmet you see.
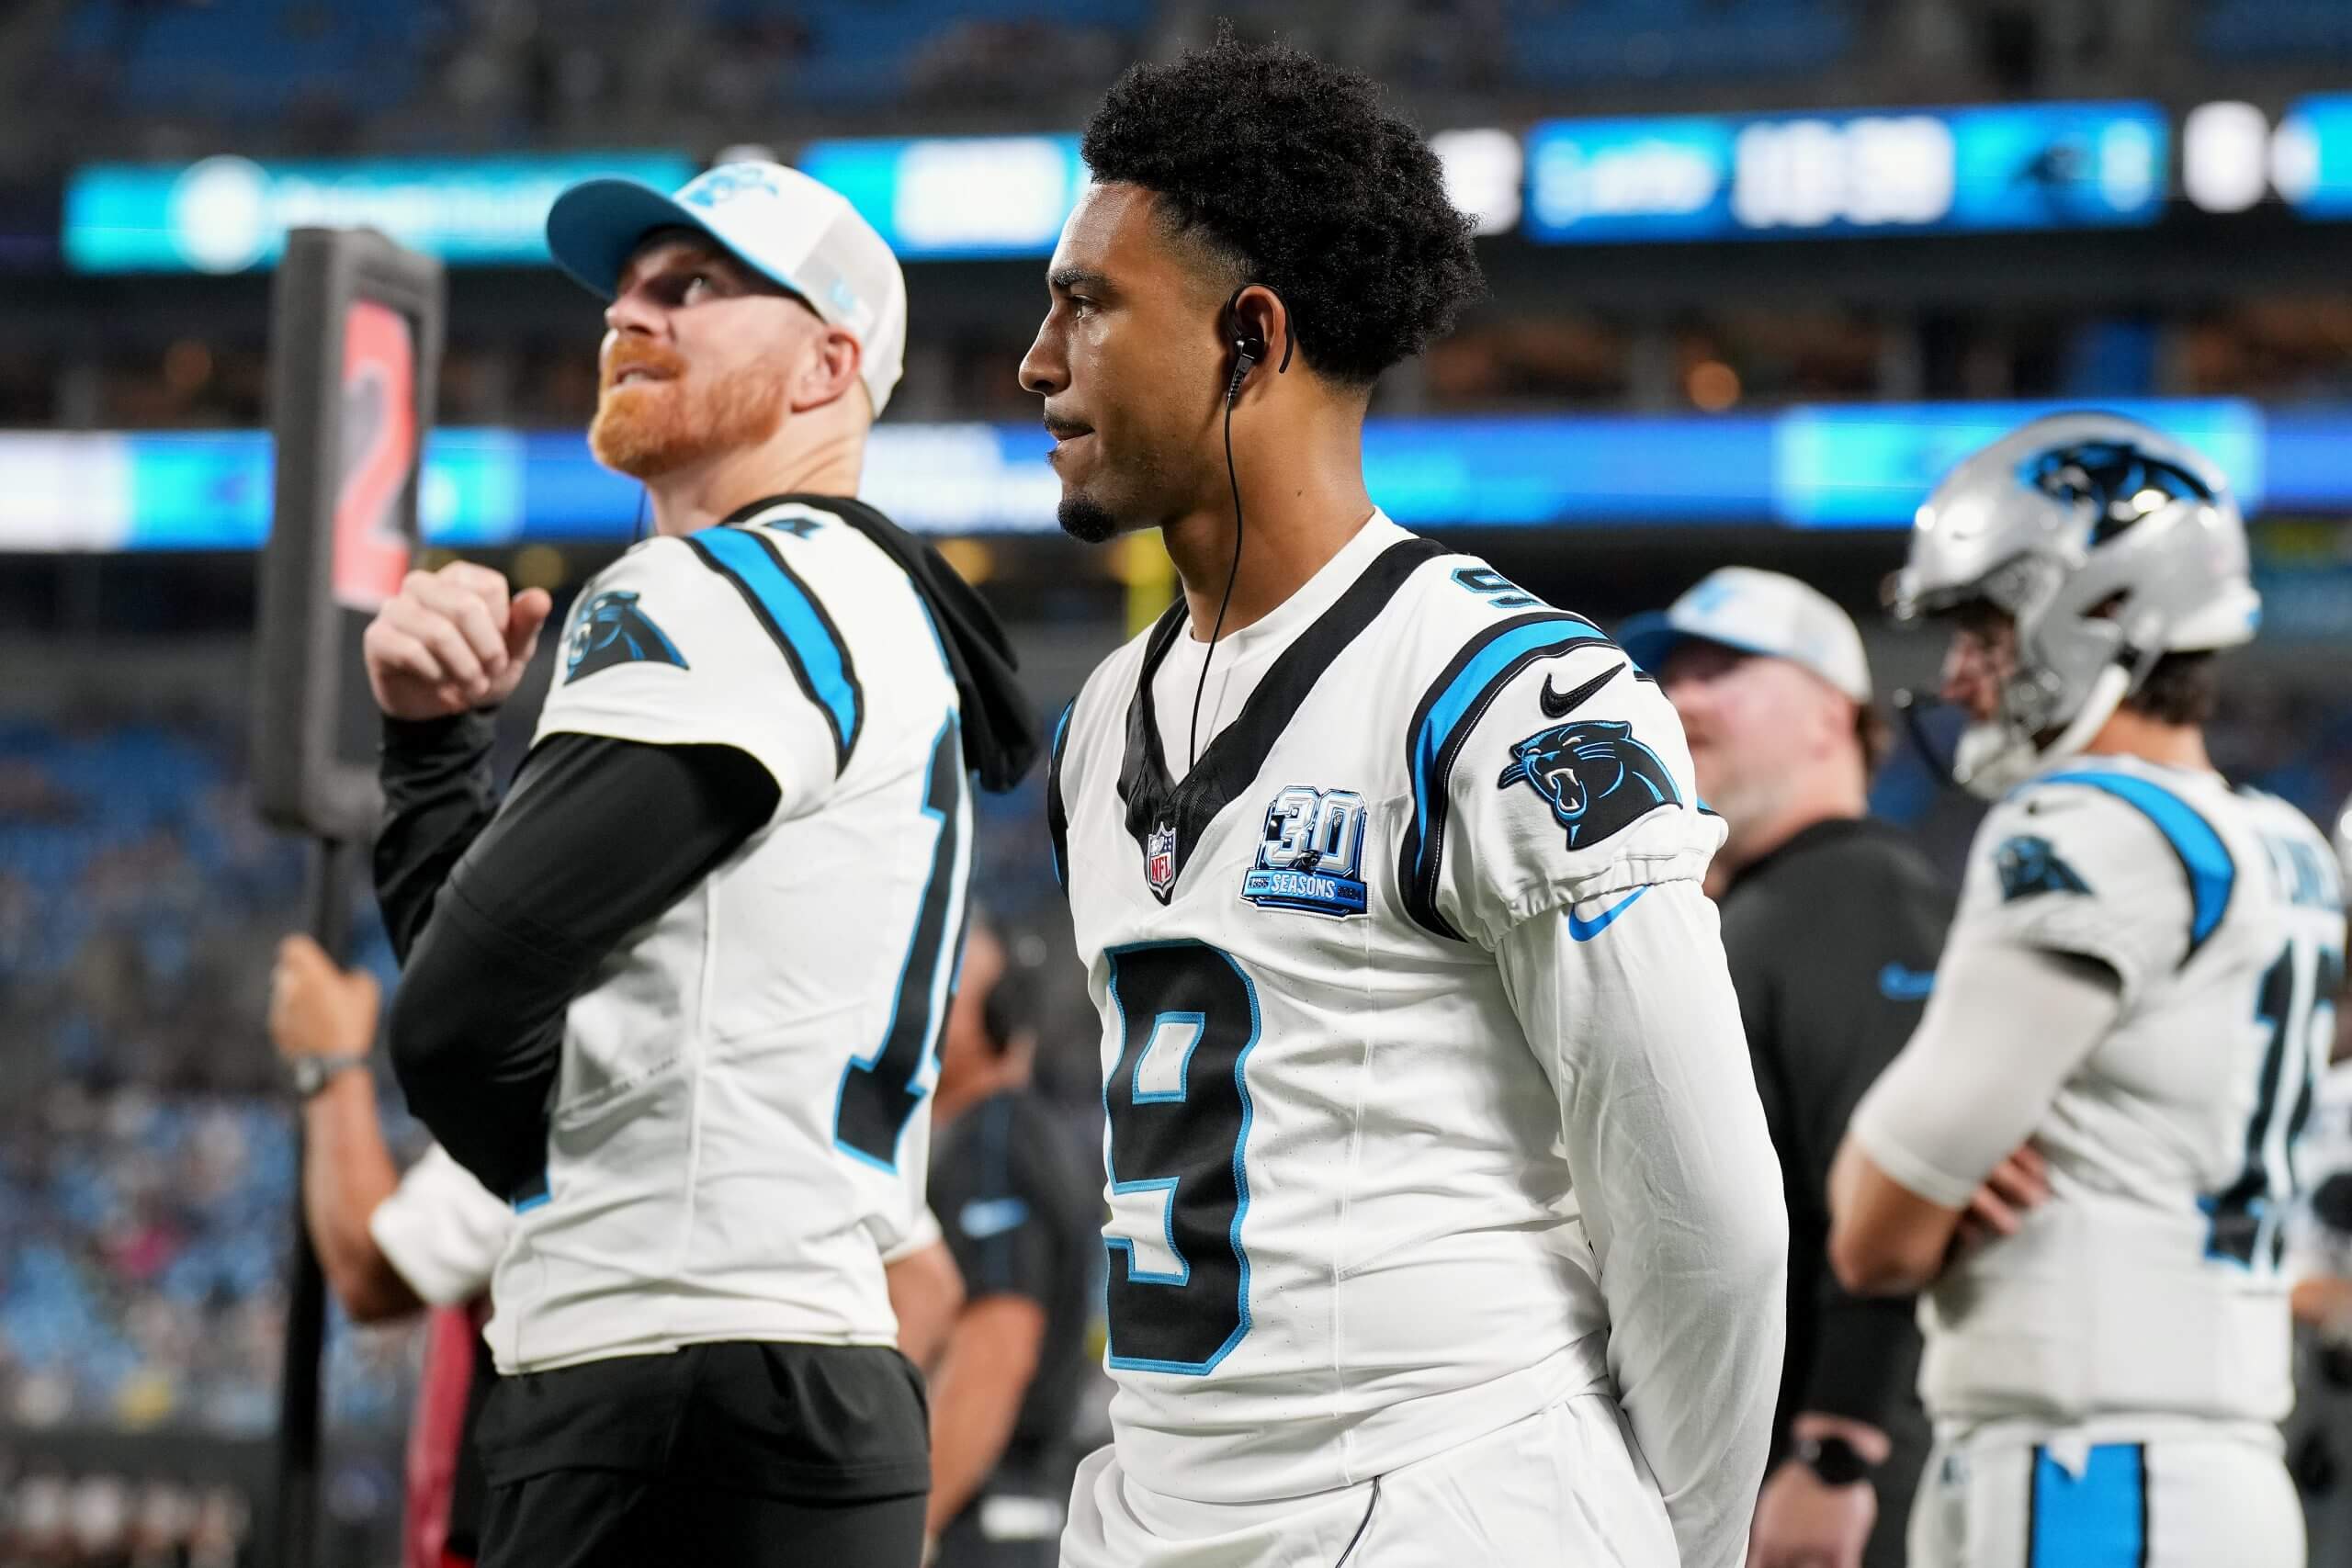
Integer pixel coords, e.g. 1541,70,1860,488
2019,440,2216,547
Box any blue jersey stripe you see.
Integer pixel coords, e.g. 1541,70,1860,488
2037,769,2233,958
686,525,862,769
1398,612,1608,939
1412,616,1608,837
2028,1442,2145,1567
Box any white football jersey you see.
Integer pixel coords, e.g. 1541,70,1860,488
2288,1060,2352,1282
486,498,969,1374
1048,515,1724,1504
1918,756,2344,1426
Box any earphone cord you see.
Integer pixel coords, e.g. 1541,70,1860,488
1189,378,1247,772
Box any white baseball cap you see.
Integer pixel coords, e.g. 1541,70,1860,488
545,161,909,417
1619,566,1873,705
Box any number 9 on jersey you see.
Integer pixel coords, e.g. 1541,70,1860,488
1102,942,1261,1374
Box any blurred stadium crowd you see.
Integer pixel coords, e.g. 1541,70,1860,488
0,692,1087,1562
6,0,2345,155
2,0,2350,1562
0,0,2347,434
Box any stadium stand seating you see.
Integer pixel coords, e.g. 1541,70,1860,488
2200,0,2352,63
1500,0,1852,85
53,0,441,122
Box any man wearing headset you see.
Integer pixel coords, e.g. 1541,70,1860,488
919,917,1097,1566
1028,35,1785,1568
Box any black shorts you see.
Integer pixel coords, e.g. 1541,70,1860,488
473,1341,929,1568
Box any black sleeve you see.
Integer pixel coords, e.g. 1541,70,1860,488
1720,905,1809,1449
1780,848,1948,1427
375,713,502,962
385,733,779,1198
933,1099,1059,1307
1801,1263,1925,1427
1721,921,1789,1154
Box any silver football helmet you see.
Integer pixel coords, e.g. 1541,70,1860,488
1888,412,2260,798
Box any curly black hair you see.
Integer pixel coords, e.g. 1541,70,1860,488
1080,32,1483,388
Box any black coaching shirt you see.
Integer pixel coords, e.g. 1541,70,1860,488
1717,814,1951,1565
928,1087,1099,1470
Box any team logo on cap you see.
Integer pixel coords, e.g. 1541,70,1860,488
1682,576,1738,615
683,164,783,209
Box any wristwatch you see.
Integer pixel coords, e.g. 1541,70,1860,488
1796,1435,1875,1487
288,1052,368,1100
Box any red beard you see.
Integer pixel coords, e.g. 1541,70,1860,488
589,344,786,479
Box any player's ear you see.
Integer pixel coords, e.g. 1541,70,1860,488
1224,284,1291,379
1800,683,1842,757
791,325,865,415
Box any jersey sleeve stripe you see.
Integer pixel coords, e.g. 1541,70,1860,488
1046,698,1076,895
2035,769,2234,959
684,525,864,773
1397,612,1608,941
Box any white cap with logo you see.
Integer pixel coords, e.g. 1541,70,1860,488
545,161,909,417
1619,566,1873,705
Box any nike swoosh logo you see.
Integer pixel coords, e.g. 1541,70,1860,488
1877,963,1936,1001
1541,661,1624,718
959,1197,1032,1240
1566,886,1648,942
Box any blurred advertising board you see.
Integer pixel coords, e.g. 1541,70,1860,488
64,152,695,274
10,398,2346,550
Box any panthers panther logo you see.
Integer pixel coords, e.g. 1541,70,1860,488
2020,439,2215,547
681,164,785,209
1497,720,1680,851
1994,833,2090,902
565,590,686,684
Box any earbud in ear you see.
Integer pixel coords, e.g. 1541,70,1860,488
1227,332,1264,406
1221,282,1268,403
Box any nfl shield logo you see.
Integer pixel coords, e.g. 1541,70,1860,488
1145,821,1179,901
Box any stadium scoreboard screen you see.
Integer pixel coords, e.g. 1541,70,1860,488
252,227,445,841
1524,102,2168,243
